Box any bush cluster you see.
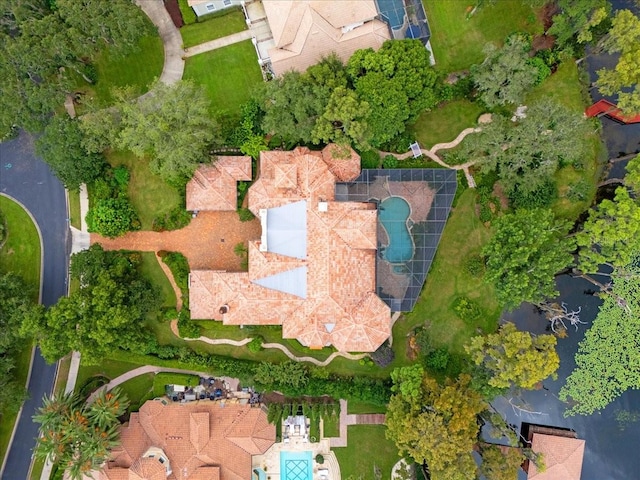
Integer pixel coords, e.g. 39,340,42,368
508,180,557,209
360,150,381,169
87,166,140,237
453,296,482,322
152,207,191,232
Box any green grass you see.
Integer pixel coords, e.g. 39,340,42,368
119,373,155,411
333,425,400,480
89,34,163,106
526,61,605,220
0,197,40,468
322,414,340,437
68,189,82,230
393,190,500,369
424,0,542,72
76,358,146,393
152,373,199,397
183,40,262,116
0,196,41,290
347,401,388,415
178,0,197,24
180,9,247,48
410,100,485,149
106,150,183,230
139,252,177,309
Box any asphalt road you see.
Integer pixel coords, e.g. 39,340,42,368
0,131,69,480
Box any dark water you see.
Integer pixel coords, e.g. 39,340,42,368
489,3,640,477
495,276,640,480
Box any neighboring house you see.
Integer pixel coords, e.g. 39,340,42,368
189,145,392,352
188,0,243,17
262,0,391,75
99,400,275,480
522,424,585,480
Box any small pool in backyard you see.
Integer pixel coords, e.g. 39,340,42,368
280,451,313,480
379,197,414,264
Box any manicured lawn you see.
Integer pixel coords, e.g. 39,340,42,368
333,425,400,480
92,34,163,105
180,9,247,48
322,414,340,437
76,358,146,393
183,40,262,116
152,372,199,396
0,196,41,290
526,61,604,220
68,189,81,230
106,150,183,230
139,252,177,309
0,197,40,468
347,401,388,415
423,0,542,72
119,373,155,411
410,100,485,149
393,190,500,370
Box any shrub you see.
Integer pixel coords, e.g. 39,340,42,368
177,309,200,338
509,181,557,209
380,131,413,154
382,155,399,169
247,336,264,353
177,0,197,24
86,198,139,238
453,296,482,322
360,150,381,169
161,252,190,295
425,348,450,371
463,254,485,277
527,56,552,85
153,207,191,231
238,207,255,222
113,166,130,189
0,209,6,245
316,455,325,464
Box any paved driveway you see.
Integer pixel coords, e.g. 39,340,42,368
0,131,69,480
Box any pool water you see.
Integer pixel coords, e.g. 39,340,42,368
280,451,313,480
375,0,406,29
379,197,414,263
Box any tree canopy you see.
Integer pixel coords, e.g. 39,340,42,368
471,36,539,107
34,388,129,480
483,208,575,308
0,0,150,134
21,245,159,364
560,262,640,415
36,115,106,190
596,9,640,115
114,80,219,184
548,0,610,46
0,273,41,415
461,100,587,195
385,365,486,480
466,323,560,390
260,41,439,150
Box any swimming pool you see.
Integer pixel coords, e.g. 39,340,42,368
280,451,312,480
375,0,406,30
379,196,414,264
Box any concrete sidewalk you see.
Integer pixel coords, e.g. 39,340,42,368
184,30,254,57
135,0,184,84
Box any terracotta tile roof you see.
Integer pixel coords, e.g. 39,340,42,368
528,433,585,480
189,145,391,352
99,401,274,480
263,0,391,75
186,157,252,212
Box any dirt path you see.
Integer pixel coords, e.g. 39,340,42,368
379,126,483,188
92,211,260,271
156,253,183,310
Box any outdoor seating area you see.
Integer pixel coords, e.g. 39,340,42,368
163,376,261,405
283,415,311,443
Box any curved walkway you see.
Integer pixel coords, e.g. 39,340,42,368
379,127,483,188
169,320,367,366
136,0,184,86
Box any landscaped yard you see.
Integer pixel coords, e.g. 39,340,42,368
0,197,40,467
106,150,183,230
333,425,400,480
68,188,82,230
138,252,177,309
180,8,247,48
183,40,262,116
410,100,485,149
393,189,500,373
526,61,605,221
423,0,542,72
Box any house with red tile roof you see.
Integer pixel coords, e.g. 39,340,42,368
99,400,275,480
186,156,252,212
522,424,585,480
189,145,391,352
